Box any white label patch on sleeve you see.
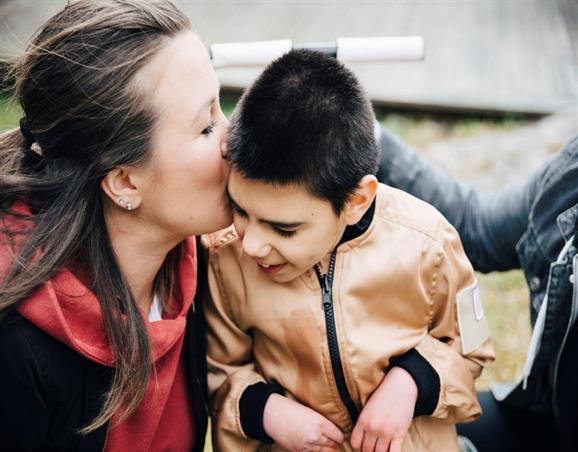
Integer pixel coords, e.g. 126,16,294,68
456,280,490,355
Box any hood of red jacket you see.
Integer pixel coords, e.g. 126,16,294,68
2,206,197,366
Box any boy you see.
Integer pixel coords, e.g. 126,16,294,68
203,50,494,452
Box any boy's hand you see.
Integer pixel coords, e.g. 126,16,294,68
350,367,417,452
263,393,344,451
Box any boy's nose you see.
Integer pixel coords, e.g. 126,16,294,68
241,228,271,259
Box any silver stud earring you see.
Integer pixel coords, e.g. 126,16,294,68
118,198,125,207
126,202,133,211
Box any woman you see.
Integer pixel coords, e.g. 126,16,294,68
376,126,578,451
0,1,230,450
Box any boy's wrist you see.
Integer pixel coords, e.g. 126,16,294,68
389,348,440,417
239,381,284,443
262,393,285,441
385,366,418,400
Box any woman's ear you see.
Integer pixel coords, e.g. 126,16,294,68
100,167,142,211
343,175,378,225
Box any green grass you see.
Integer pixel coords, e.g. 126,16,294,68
476,270,531,389
220,91,240,118
376,110,529,150
0,95,21,130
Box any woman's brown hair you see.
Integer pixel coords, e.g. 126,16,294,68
0,0,190,433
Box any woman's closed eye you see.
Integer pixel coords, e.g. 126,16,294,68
201,120,217,136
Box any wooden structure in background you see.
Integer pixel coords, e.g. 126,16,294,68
1,0,577,114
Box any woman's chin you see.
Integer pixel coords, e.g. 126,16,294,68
194,210,233,236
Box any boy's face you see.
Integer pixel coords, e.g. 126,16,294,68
227,169,349,283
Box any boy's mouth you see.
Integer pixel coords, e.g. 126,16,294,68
257,262,286,274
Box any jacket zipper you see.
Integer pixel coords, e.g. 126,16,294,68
314,250,359,423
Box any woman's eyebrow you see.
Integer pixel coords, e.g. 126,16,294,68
192,96,216,125
192,81,222,125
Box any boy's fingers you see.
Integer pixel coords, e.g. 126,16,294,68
317,447,338,452
389,437,404,452
313,435,339,448
350,424,363,449
362,432,378,452
375,437,388,452
322,422,344,444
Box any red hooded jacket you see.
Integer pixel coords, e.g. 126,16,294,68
1,207,199,451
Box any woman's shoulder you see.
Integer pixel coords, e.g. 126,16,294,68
0,311,84,376
0,311,112,451
0,310,47,356
0,311,112,389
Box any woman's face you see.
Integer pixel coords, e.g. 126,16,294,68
131,31,231,240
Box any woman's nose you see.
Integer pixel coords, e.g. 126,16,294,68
220,138,228,160
220,114,230,160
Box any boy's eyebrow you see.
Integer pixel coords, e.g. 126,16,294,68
262,219,305,229
226,189,305,229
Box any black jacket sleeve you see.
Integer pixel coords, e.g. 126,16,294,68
0,313,51,451
0,312,111,452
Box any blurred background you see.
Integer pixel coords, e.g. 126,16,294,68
1,0,577,393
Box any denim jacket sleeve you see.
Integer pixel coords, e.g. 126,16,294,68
376,125,543,273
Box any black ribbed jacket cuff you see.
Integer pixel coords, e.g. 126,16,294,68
239,382,284,444
389,348,440,417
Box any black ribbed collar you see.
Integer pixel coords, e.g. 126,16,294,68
337,197,376,247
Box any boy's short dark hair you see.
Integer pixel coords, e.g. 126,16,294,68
227,49,378,214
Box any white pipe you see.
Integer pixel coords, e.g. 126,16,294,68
211,39,292,68
336,36,424,62
210,36,425,68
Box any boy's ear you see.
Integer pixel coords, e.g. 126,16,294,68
343,175,378,225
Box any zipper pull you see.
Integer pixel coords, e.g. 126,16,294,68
320,274,330,293
320,275,332,310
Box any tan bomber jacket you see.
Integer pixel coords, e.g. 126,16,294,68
203,184,495,452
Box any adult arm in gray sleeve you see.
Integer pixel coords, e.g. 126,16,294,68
375,125,541,273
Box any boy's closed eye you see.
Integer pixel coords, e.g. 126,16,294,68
273,227,297,238
232,207,297,238
227,192,301,239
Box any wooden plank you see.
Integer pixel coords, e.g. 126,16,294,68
1,0,575,114
185,0,577,115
